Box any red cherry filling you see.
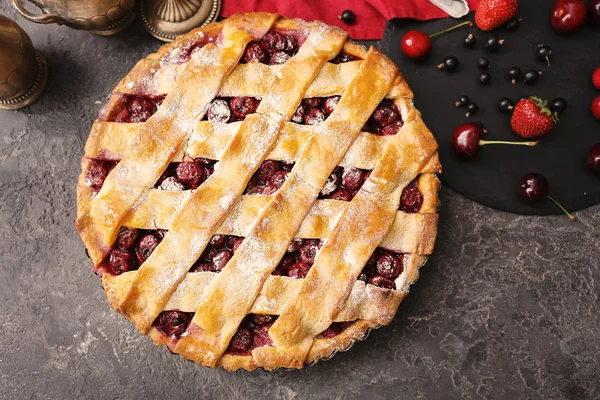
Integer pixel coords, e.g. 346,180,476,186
85,159,117,192
318,166,370,201
153,310,194,338
103,227,165,275
161,34,216,64
291,96,341,125
245,160,293,195
272,239,323,277
331,51,360,64
316,321,356,339
364,101,403,136
399,177,423,213
204,96,261,123
190,234,244,273
155,158,217,191
102,94,166,124
225,314,278,355
240,30,305,65
359,248,404,290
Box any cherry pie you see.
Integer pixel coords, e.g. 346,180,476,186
76,13,441,371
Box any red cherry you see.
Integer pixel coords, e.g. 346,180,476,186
551,0,587,34
518,173,576,220
586,143,600,177
592,96,600,120
401,30,432,60
452,122,538,159
593,67,600,91
401,21,471,60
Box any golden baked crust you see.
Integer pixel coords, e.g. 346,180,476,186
76,12,441,371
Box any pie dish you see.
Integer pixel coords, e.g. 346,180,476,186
76,12,441,371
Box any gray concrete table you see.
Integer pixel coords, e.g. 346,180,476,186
1,6,599,399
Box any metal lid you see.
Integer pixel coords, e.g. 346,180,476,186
139,0,221,42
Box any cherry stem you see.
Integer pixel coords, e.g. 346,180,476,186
479,140,539,147
429,21,473,38
546,195,576,221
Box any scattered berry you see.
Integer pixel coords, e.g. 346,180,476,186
536,44,553,66
511,96,557,139
401,30,432,60
505,17,521,31
401,21,472,60
508,66,521,84
592,67,600,91
455,95,471,107
478,57,490,70
592,96,600,120
475,0,519,31
479,72,492,85
499,97,515,113
484,35,504,52
549,98,568,116
438,56,459,72
466,102,479,117
552,0,587,34
339,10,356,25
524,70,542,85
586,143,600,177
518,173,575,220
452,122,537,159
464,33,477,49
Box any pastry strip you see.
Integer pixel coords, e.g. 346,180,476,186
77,14,276,264
261,110,438,368
174,47,398,367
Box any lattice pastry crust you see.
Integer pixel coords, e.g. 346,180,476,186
76,12,441,371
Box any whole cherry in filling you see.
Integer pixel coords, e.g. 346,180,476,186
190,234,244,273
399,178,423,213
104,227,164,275
359,248,404,289
225,314,278,355
206,97,261,123
241,30,302,66
245,160,292,195
364,100,403,136
318,166,370,201
290,96,341,125
272,239,323,277
153,310,194,338
107,94,165,124
85,159,117,192
156,158,217,191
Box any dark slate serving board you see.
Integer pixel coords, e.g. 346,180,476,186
379,0,600,215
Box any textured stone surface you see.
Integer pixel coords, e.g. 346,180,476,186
1,7,599,400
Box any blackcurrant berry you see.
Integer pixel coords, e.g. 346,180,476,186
455,95,470,107
498,97,514,113
466,102,479,117
464,33,476,49
536,44,552,66
438,56,459,72
339,10,356,25
524,70,542,85
485,35,504,52
479,72,492,85
508,67,521,84
549,98,568,115
478,57,490,70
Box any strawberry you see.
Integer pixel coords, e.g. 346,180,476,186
511,96,558,139
475,0,519,31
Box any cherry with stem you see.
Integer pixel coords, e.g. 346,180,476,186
518,173,576,221
402,21,472,60
452,122,538,159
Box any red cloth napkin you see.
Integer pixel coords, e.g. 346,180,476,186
221,0,478,40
